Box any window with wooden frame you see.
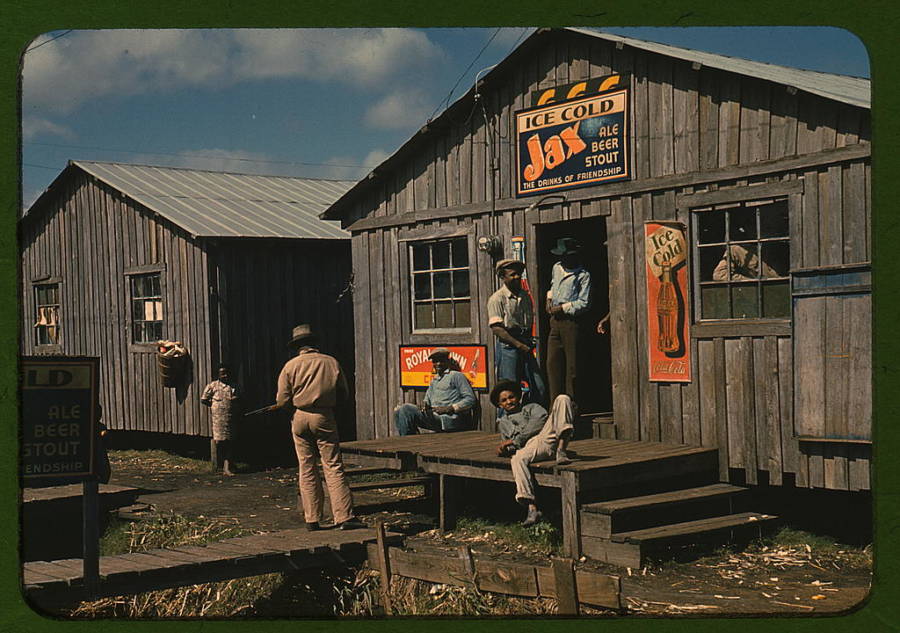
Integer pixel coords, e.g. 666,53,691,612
130,273,164,343
33,282,61,346
693,198,791,320
410,237,471,331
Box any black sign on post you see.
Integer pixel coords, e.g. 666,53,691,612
21,356,101,597
21,356,99,481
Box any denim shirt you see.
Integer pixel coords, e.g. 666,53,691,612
424,369,477,414
547,262,592,316
498,402,548,449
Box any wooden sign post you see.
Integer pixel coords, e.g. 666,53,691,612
21,356,101,598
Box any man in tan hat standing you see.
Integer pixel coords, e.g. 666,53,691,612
272,324,365,531
488,259,546,406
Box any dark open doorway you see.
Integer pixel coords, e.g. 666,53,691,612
535,216,613,419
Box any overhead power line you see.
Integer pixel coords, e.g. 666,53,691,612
25,30,73,53
24,141,374,170
427,27,502,123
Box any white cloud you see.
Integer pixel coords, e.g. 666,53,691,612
22,29,446,115
364,89,433,130
21,116,75,141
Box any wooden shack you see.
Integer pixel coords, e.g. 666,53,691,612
20,161,356,448
322,28,871,492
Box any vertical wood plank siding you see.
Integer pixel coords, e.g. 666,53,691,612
20,174,211,436
340,31,870,490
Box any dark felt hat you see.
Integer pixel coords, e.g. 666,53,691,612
495,258,526,275
550,237,582,256
288,324,317,347
490,379,522,407
428,347,452,360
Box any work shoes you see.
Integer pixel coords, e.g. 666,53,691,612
339,517,367,530
304,521,321,532
522,508,542,526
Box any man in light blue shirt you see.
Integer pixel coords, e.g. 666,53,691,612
394,348,477,435
545,237,591,407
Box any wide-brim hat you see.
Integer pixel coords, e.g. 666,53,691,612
288,324,317,347
428,347,452,361
495,258,526,275
550,237,582,256
490,379,522,407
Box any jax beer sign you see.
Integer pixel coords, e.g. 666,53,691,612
21,356,99,480
515,88,630,197
644,223,692,383
399,345,488,390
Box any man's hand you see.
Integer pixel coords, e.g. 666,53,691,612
545,296,553,314
596,313,610,335
431,405,454,415
549,304,564,316
496,439,515,457
517,340,532,353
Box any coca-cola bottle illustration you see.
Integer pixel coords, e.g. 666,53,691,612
656,262,679,353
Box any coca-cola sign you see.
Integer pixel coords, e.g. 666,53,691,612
645,222,692,383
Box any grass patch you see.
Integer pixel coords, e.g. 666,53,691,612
455,516,561,554
108,449,215,475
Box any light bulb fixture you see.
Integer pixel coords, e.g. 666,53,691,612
477,235,502,256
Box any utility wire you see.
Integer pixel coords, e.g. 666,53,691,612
25,30,73,53
24,142,373,170
427,27,501,123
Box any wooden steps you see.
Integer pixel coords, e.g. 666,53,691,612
349,475,431,492
579,483,778,568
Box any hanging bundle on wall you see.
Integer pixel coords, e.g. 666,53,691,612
156,340,188,388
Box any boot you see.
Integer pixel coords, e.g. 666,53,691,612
522,506,542,526
555,432,572,465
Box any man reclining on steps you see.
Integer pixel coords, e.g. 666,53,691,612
492,379,575,526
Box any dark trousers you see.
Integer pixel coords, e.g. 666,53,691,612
546,317,581,405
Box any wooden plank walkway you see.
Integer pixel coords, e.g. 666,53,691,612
341,432,719,559
24,527,402,609
23,483,140,507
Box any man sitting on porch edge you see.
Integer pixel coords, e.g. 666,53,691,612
394,348,477,435
493,379,575,526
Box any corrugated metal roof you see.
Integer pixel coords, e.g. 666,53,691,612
571,28,870,109
71,160,353,239
321,27,869,222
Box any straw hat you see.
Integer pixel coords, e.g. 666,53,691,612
288,324,317,347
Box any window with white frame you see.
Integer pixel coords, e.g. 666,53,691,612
410,237,471,330
130,273,164,343
693,198,791,320
34,283,60,346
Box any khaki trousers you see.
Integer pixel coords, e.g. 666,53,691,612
510,395,575,504
291,408,354,524
546,317,581,404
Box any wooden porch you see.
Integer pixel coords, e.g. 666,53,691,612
340,431,779,563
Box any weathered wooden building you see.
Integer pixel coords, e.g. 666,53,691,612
20,161,356,444
322,28,871,492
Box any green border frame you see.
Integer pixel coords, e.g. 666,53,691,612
2,2,897,632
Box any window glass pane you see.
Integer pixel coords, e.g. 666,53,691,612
133,323,145,343
414,303,434,329
762,281,791,318
701,285,730,319
132,300,144,321
132,276,145,298
730,243,760,279
697,211,725,244
412,244,430,272
731,284,759,318
433,272,452,299
729,207,757,241
699,246,725,282
151,322,163,341
35,286,46,305
432,241,451,269
151,275,161,296
760,241,789,278
434,302,453,328
49,285,59,303
455,301,471,328
759,200,789,238
413,273,432,300
451,238,468,267
452,271,469,297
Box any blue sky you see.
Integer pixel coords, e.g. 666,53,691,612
20,27,870,211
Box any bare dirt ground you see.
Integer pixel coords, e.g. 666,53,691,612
107,451,872,617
